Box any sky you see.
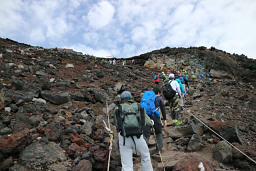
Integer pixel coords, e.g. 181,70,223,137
0,0,256,59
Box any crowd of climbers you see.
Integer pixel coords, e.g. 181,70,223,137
112,64,213,170
91,57,136,66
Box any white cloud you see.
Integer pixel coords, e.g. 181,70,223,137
0,0,256,59
87,1,115,29
0,0,24,36
66,44,112,57
83,32,99,44
29,28,45,43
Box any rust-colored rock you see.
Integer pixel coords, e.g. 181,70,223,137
0,129,30,154
68,143,87,157
70,133,84,145
174,155,213,171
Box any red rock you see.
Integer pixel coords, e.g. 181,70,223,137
0,129,30,154
174,155,213,171
68,143,87,155
208,121,234,128
70,133,84,145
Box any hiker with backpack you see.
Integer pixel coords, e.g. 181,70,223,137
113,91,153,171
163,73,182,120
175,75,185,110
141,87,167,153
154,73,160,84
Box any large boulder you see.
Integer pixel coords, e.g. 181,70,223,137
208,121,242,144
210,69,233,79
20,141,66,170
41,91,69,105
88,88,109,103
174,155,213,171
72,159,92,171
213,141,232,163
187,134,203,151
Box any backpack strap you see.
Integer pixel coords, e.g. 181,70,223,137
118,104,126,146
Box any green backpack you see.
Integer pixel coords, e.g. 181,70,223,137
116,101,143,137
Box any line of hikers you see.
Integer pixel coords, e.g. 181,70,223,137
113,70,188,170
154,69,211,85
92,57,136,65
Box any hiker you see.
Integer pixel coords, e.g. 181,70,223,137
113,59,116,65
160,72,167,82
167,73,182,120
183,74,189,89
142,87,167,153
200,73,204,80
169,68,173,73
113,91,153,171
175,75,185,110
154,73,160,84
191,71,196,80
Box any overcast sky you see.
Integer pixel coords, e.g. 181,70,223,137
0,0,255,59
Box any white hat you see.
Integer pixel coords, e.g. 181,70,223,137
169,73,175,79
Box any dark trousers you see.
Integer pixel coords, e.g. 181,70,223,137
143,114,163,151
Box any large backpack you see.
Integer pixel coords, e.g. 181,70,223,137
162,81,176,100
140,90,160,117
154,75,158,80
116,101,143,137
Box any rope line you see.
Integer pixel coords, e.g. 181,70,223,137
190,114,256,165
159,113,256,165
103,102,114,171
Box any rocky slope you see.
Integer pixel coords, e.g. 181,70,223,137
0,38,255,171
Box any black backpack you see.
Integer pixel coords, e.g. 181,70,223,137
162,81,176,100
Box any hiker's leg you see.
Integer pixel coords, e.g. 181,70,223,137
143,125,151,145
136,135,153,171
153,115,163,151
168,100,175,119
156,133,163,151
173,95,180,120
118,134,133,171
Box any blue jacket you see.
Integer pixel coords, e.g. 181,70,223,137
175,78,185,93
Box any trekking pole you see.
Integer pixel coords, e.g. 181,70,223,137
151,126,165,171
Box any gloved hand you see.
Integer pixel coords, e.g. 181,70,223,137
151,119,154,126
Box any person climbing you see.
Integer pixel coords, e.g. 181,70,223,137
154,73,160,84
169,68,174,73
200,73,204,80
141,87,167,153
191,71,196,80
113,91,153,171
175,75,185,111
160,72,167,82
167,73,182,120
183,73,189,89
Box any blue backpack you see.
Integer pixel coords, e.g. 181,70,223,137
154,75,157,80
140,90,160,117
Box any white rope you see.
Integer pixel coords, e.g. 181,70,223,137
190,114,256,165
160,114,256,165
103,102,114,171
